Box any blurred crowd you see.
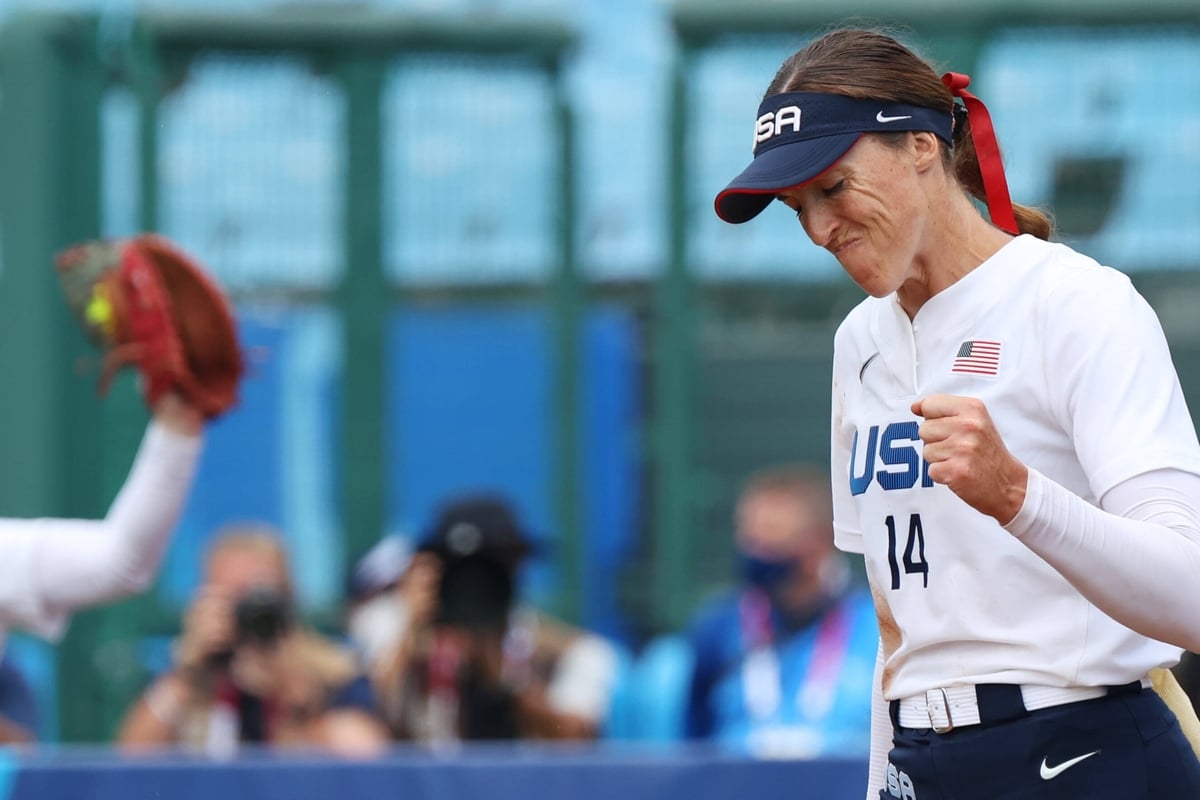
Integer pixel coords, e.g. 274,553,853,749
125,465,875,758
5,466,1198,759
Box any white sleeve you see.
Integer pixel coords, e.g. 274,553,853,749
832,323,864,554
0,421,202,639
866,640,891,800
1041,266,1200,498
1004,466,1200,652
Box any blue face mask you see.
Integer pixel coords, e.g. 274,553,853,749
741,553,800,591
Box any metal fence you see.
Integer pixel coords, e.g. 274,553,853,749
1,0,1200,744
0,7,582,742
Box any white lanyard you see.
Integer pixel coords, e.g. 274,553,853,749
739,599,851,721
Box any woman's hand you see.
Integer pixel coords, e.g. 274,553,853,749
912,393,1028,524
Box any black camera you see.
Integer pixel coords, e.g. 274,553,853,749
234,587,293,644
436,555,514,631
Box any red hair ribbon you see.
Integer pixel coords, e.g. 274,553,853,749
941,72,1020,235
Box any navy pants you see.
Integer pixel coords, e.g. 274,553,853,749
880,684,1200,799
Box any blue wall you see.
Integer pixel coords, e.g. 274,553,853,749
157,303,641,641
4,748,869,800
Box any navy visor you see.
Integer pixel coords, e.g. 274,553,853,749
715,92,952,224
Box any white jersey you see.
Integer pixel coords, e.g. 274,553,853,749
831,234,1200,701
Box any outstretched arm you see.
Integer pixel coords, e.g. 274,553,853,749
0,394,203,637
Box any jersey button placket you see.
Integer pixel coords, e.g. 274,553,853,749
908,322,920,390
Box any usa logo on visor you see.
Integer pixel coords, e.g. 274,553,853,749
748,93,952,156
754,105,802,151
716,92,954,224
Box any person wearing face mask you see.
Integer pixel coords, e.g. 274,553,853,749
681,464,879,758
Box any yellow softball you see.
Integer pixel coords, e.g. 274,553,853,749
85,293,116,336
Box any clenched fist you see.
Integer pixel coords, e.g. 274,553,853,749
912,393,1028,524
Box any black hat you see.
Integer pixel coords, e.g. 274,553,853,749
418,495,539,630
417,494,536,567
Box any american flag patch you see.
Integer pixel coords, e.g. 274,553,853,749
952,340,1002,375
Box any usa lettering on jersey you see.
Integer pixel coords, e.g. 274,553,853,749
849,421,934,496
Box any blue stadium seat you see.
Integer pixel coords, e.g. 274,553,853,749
606,634,694,742
2,634,57,742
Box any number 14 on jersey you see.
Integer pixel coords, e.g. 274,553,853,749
886,513,929,590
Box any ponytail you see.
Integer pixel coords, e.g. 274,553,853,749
951,113,1053,240
943,72,1053,241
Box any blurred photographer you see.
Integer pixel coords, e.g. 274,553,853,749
346,495,620,743
117,524,389,758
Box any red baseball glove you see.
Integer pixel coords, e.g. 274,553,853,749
55,234,244,419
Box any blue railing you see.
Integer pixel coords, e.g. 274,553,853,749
1,745,869,800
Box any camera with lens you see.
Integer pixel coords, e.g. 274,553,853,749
419,498,536,632
436,554,514,631
205,587,292,670
234,586,293,644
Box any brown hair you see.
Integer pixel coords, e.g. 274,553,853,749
766,28,1052,240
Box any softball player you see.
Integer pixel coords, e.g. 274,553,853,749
0,393,203,657
715,27,1200,799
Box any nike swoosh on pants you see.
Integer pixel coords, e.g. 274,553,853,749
1039,750,1100,780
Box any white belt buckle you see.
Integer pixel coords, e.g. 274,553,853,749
925,688,954,733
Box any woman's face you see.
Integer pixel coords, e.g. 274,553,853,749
776,132,940,297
